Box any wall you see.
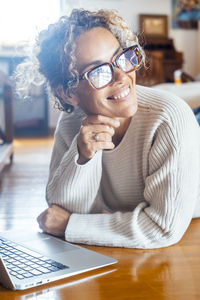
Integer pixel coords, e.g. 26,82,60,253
62,0,199,77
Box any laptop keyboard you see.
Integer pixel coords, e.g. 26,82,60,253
0,237,69,280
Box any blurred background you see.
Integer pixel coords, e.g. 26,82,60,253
0,0,199,141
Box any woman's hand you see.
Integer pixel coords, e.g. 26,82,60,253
37,204,70,237
77,115,120,164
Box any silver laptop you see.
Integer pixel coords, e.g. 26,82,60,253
0,230,117,290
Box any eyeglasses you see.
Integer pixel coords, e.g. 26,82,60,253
78,45,143,89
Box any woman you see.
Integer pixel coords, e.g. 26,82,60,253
21,9,200,248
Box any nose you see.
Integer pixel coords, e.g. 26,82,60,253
113,66,128,84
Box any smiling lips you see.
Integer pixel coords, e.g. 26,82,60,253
107,87,130,101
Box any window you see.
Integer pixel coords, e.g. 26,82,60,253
0,0,60,45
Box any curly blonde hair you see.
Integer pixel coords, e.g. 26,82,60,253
15,8,144,112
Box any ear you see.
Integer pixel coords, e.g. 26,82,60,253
56,85,79,107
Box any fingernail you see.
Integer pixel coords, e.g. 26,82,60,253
115,121,120,127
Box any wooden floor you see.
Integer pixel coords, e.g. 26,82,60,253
0,137,54,232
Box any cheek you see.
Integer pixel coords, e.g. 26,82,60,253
128,71,136,84
76,88,103,113
78,85,106,105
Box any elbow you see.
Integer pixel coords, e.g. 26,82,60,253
153,223,189,248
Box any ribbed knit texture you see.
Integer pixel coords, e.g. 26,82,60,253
46,85,200,249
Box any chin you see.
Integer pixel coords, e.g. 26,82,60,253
118,102,138,118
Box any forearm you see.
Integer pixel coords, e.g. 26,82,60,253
46,136,103,213
64,198,194,249
64,138,200,249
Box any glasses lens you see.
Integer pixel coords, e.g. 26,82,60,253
117,47,141,72
88,64,113,89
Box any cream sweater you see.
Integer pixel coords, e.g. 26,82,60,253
46,85,200,249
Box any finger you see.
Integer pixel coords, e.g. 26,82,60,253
40,225,48,233
37,208,52,227
80,124,115,142
82,131,113,144
82,115,120,128
37,211,46,223
38,223,44,231
37,217,45,230
93,141,115,152
91,132,112,143
79,140,115,159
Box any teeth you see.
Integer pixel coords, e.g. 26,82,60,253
113,88,130,100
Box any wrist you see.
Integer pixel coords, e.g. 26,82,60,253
77,154,91,165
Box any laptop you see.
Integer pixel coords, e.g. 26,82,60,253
0,229,117,290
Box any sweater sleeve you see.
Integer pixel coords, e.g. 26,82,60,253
46,112,103,214
65,101,200,249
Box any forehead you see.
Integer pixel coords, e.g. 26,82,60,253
74,27,120,70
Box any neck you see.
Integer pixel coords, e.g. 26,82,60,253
112,117,131,146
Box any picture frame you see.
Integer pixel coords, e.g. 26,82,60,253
172,0,200,29
139,14,168,38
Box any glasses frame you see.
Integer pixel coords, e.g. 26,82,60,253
78,45,143,90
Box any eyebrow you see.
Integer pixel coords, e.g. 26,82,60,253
80,45,121,73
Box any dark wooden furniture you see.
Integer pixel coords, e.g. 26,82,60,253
137,14,184,86
0,72,14,172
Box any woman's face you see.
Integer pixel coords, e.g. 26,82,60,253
71,27,138,119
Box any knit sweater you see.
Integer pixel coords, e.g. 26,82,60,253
46,85,200,249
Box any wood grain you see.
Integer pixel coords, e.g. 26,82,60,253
0,138,200,299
